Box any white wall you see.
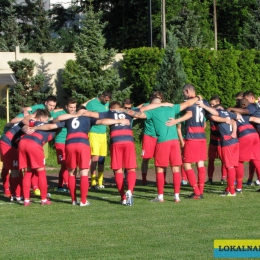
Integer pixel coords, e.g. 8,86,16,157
0,49,124,105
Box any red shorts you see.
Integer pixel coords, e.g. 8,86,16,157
18,139,45,169
66,143,91,169
221,143,239,168
239,134,260,162
55,143,66,164
110,142,137,170
0,141,19,170
155,140,182,167
183,139,207,163
208,144,220,160
141,134,157,159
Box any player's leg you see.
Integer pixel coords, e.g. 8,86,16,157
79,169,90,206
111,144,125,203
37,167,51,205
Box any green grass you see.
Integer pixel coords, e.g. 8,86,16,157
0,178,260,260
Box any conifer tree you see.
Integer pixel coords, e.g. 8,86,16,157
62,7,121,104
1,58,53,118
155,28,187,103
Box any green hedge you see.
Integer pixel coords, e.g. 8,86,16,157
122,48,260,108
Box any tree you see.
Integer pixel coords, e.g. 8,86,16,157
0,0,28,52
155,28,187,103
0,58,53,119
169,0,212,49
16,0,60,52
62,7,121,104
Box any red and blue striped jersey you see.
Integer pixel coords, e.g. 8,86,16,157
1,121,24,148
20,121,64,146
209,120,221,146
236,115,258,138
184,100,209,140
209,109,238,147
99,111,134,145
247,103,260,133
63,116,97,146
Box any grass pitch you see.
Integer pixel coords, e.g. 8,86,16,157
0,177,259,260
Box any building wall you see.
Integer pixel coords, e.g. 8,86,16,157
0,49,123,105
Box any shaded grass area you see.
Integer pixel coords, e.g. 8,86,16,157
0,180,259,260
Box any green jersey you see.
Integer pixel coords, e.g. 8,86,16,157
16,104,55,118
52,110,67,144
142,103,157,138
86,98,109,134
144,105,180,143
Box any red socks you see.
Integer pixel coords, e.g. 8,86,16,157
227,167,236,194
58,164,68,187
126,171,136,193
185,169,200,195
115,173,125,200
68,175,76,202
23,171,32,200
37,170,47,200
80,176,89,204
156,172,165,195
198,166,206,195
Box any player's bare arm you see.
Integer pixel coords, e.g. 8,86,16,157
140,102,173,112
80,110,99,118
227,107,249,115
249,116,260,124
122,109,147,119
166,111,192,126
210,115,232,124
96,118,130,125
179,95,201,111
196,100,219,116
230,119,237,138
53,113,78,122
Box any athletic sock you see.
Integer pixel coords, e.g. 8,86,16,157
1,168,10,195
31,171,39,191
173,172,181,194
236,162,244,190
142,172,147,185
115,173,125,200
221,164,227,180
68,175,76,202
198,166,206,194
185,169,200,195
207,158,215,179
181,166,187,181
126,171,136,193
23,171,32,200
227,167,236,194
97,172,104,186
80,176,89,204
37,170,47,200
10,176,21,197
156,172,165,195
91,174,96,187
249,160,255,181
251,160,260,180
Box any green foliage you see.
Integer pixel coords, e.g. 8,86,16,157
122,47,164,104
15,0,60,53
123,47,260,108
0,2,28,52
155,30,187,103
169,0,207,48
62,8,121,103
181,48,260,107
1,58,53,119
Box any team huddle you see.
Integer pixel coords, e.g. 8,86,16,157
1,83,260,206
